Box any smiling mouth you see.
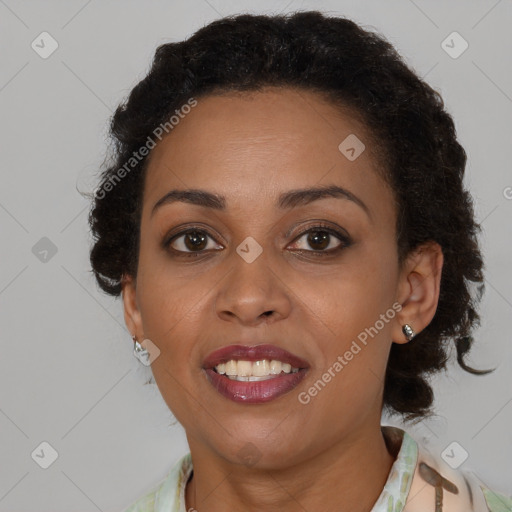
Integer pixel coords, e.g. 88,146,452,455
213,359,301,381
202,344,309,403
204,366,308,403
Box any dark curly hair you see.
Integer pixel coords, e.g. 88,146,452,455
87,11,493,421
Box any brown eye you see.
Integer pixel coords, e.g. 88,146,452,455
289,225,350,254
167,229,222,253
183,231,207,251
305,231,331,251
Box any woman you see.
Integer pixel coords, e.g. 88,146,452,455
88,11,511,512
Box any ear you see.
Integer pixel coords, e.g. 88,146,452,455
121,274,144,341
391,241,444,344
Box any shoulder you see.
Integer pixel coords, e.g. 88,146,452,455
398,428,511,512
123,453,193,512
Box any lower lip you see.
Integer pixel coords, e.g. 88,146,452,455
204,368,308,403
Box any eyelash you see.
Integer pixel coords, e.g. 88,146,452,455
163,223,352,259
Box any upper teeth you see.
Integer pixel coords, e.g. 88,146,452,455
214,359,299,380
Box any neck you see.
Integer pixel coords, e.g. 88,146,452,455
185,424,397,512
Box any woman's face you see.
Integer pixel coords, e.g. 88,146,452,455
123,87,428,468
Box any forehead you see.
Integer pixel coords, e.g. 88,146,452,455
142,87,392,218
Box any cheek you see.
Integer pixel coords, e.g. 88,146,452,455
136,270,212,422
313,241,398,339
303,238,398,401
138,277,206,356
135,261,202,362
136,227,213,341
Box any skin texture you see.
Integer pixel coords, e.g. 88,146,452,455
122,87,443,512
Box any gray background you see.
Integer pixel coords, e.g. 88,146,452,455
0,0,511,510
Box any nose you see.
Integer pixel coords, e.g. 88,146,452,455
214,248,292,327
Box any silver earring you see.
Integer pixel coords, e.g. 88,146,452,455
133,335,150,366
402,324,415,341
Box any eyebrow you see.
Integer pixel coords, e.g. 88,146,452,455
150,184,371,220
